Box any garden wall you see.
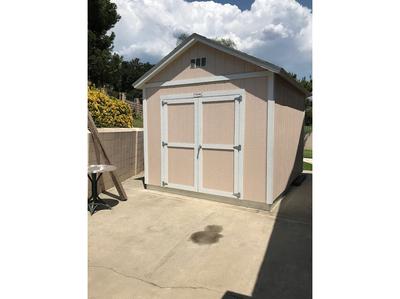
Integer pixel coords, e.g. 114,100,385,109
88,128,144,193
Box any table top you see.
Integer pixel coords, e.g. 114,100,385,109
88,164,117,174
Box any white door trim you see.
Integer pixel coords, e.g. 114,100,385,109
202,144,235,150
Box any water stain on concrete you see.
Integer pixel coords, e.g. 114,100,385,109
190,225,223,245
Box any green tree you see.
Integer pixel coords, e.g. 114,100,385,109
88,0,121,87
288,72,312,126
176,33,189,45
214,37,237,49
175,33,237,49
119,58,153,99
288,72,312,93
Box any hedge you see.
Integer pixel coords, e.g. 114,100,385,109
88,86,133,128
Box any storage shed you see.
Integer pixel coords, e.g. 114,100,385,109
133,33,309,209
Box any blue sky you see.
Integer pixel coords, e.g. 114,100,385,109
112,0,312,78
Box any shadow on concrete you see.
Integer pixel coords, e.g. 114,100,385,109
222,174,312,299
135,176,146,189
221,291,253,299
88,197,120,215
102,190,124,201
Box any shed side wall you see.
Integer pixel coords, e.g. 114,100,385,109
273,76,305,200
146,77,268,203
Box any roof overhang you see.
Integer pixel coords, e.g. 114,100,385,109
133,33,310,96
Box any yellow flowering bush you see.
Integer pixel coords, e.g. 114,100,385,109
88,86,133,128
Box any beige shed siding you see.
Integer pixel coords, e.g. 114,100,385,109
202,149,234,192
149,42,264,83
168,147,194,186
145,76,268,203
167,103,195,143
202,101,235,145
273,76,305,200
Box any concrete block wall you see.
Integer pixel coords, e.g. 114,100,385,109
88,128,144,193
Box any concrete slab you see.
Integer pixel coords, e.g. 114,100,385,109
89,174,312,299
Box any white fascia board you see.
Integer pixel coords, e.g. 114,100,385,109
134,38,197,89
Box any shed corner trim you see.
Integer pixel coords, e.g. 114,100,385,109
266,74,275,204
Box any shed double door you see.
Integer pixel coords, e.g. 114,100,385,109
161,91,244,199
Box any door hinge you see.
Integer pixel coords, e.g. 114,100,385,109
235,96,242,102
233,192,241,198
162,181,168,186
233,144,241,151
162,100,167,106
162,141,168,147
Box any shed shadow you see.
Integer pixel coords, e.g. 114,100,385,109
222,174,312,299
251,176,312,298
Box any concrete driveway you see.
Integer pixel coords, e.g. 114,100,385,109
89,174,312,299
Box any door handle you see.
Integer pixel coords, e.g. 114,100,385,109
197,145,202,159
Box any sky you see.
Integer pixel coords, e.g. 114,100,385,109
186,0,312,11
111,0,312,78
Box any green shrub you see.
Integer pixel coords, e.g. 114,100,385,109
88,86,133,128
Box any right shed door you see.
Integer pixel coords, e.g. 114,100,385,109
198,93,243,199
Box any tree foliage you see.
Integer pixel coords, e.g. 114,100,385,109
288,72,312,93
88,0,154,100
288,72,313,126
214,37,237,49
175,32,237,49
119,58,153,99
88,0,121,87
176,33,189,45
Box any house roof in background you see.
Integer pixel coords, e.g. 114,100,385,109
133,33,310,96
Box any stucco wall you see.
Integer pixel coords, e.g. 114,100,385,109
145,76,269,203
273,76,305,200
88,128,144,193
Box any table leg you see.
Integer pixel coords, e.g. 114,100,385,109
88,172,111,215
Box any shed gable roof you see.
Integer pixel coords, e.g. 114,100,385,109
133,33,309,96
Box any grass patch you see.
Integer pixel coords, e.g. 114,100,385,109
303,149,312,159
304,125,312,134
303,161,312,171
132,117,143,128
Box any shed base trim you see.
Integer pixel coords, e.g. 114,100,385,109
146,184,273,211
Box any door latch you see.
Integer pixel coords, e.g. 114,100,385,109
197,144,202,159
233,144,241,151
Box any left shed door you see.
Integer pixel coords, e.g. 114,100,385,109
161,98,197,191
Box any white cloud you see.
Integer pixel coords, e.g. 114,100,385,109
111,0,312,77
